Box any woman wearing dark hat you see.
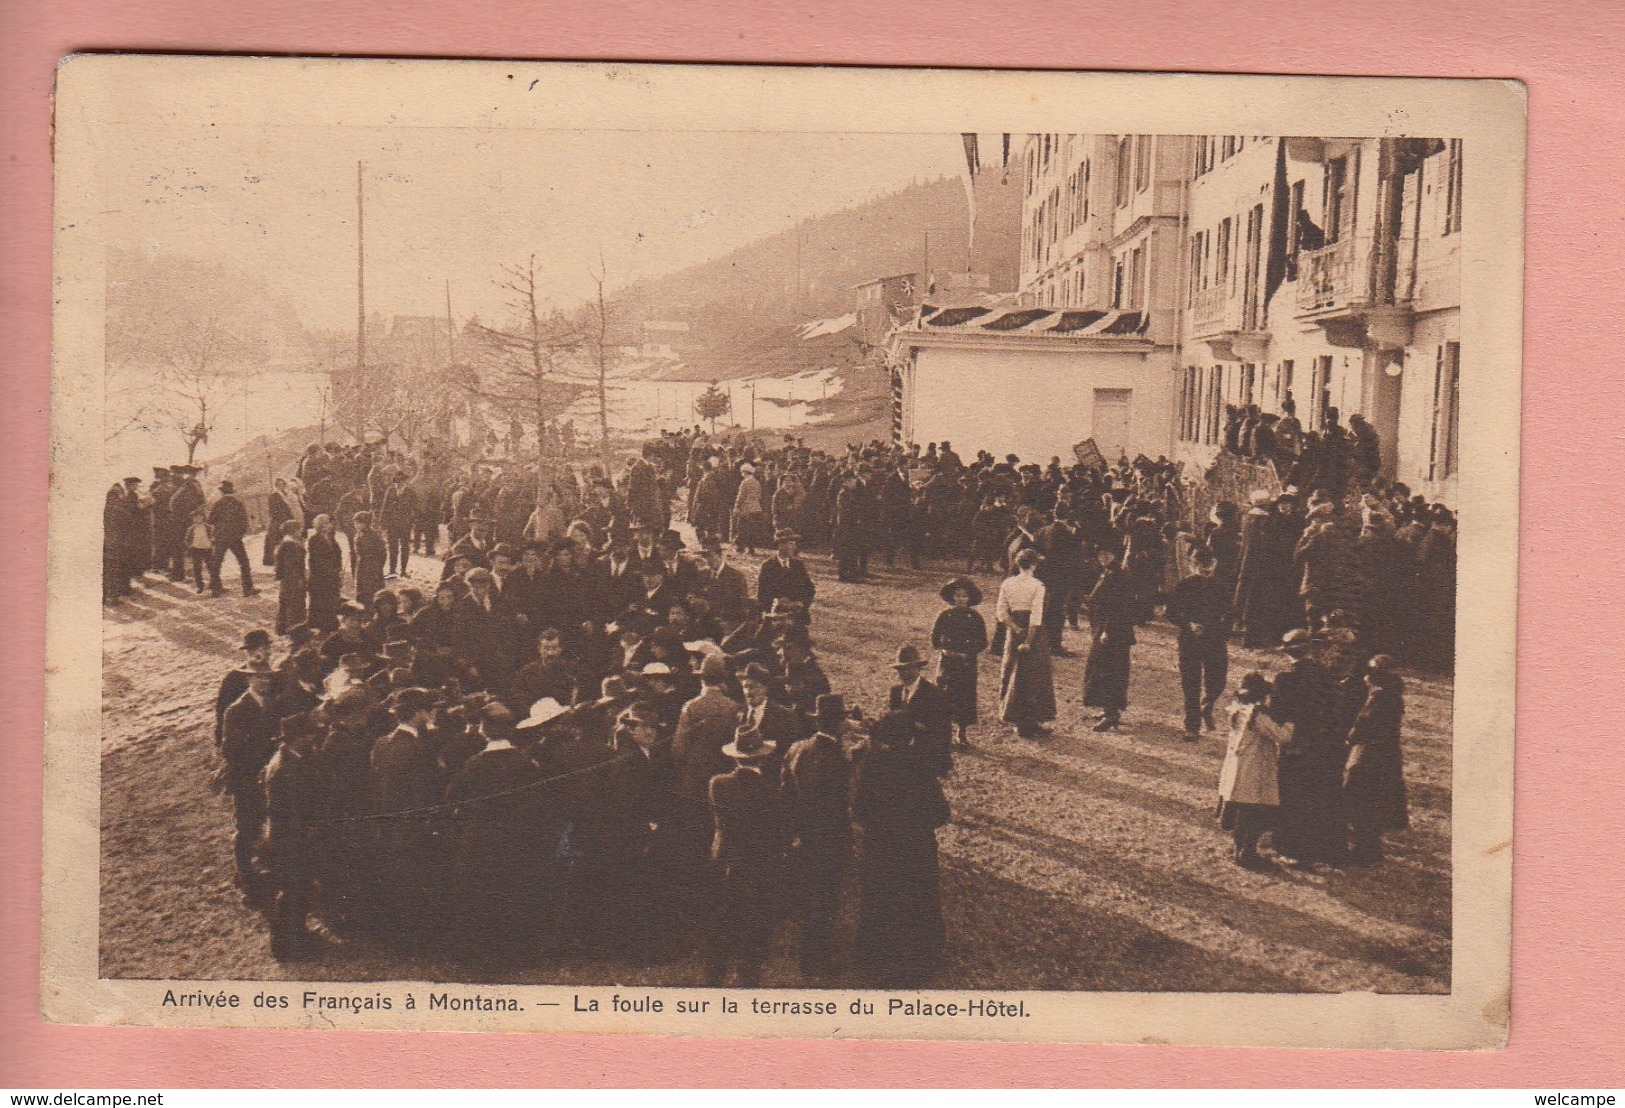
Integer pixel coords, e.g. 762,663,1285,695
996,548,1056,740
1341,654,1409,865
931,577,989,746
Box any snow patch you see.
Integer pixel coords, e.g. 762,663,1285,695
797,313,855,340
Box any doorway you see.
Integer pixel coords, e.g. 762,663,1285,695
1092,388,1133,460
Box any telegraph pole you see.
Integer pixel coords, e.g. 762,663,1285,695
356,161,366,388
445,278,455,364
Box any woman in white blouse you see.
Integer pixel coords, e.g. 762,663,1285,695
996,548,1057,739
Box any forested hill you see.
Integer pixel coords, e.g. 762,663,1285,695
612,175,973,380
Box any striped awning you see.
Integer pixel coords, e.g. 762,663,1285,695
916,304,1147,337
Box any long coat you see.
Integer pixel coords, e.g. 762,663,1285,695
1343,679,1409,831
306,531,345,632
1233,508,1298,647
273,536,307,635
851,739,949,986
1082,566,1137,712
932,606,988,726
1217,701,1291,807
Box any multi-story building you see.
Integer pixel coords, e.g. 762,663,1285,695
1175,135,1461,503
886,134,1187,463
888,132,1463,504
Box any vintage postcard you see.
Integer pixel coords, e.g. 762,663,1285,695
44,57,1523,1046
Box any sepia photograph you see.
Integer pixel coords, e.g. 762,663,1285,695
44,59,1522,1044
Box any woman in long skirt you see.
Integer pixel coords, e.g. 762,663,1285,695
272,521,307,636
997,549,1056,739
305,514,344,633
931,576,988,746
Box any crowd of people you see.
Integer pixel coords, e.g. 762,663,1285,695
106,402,1456,980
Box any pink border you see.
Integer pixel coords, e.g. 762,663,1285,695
5,0,1624,1088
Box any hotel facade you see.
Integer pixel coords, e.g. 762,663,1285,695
888,133,1463,504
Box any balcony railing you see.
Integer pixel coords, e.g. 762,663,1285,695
1296,235,1378,314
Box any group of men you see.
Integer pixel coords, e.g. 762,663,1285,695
218,453,958,983
103,466,257,602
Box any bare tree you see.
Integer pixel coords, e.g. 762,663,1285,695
466,255,585,514
160,313,242,464
584,249,619,474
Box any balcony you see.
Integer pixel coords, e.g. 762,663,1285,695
1187,284,1269,362
1295,235,1413,352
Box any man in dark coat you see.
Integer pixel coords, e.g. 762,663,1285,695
886,645,953,779
1164,547,1232,740
262,709,329,961
444,706,550,963
216,629,275,749
220,661,281,903
207,479,258,597
370,687,445,931
165,466,207,580
1036,510,1086,655
780,693,853,979
830,472,869,583
379,472,419,578
669,654,742,922
1082,544,1137,731
695,537,752,627
756,530,816,616
851,710,949,987
704,724,785,987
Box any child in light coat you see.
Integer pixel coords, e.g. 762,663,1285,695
1217,672,1293,868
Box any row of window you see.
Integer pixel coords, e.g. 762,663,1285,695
1192,135,1254,178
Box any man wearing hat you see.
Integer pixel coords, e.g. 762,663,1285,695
695,535,751,626
731,462,766,555
1082,541,1138,732
703,721,786,987
455,567,519,693
444,697,551,962
262,709,330,961
756,529,816,617
1164,547,1233,741
215,629,276,749
220,660,282,904
371,687,445,927
669,652,744,921
162,465,206,581
887,644,953,778
737,661,801,756
775,626,831,721
781,692,854,979
207,478,257,597
378,471,419,578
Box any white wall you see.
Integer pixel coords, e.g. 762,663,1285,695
907,344,1175,462
1396,308,1461,504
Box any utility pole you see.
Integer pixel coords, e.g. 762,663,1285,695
750,381,756,431
922,230,931,293
356,161,366,416
445,278,455,365
794,228,803,315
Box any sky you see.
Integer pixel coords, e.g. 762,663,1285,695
104,124,972,334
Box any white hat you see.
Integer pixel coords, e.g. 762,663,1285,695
684,638,723,659
638,662,674,676
514,697,569,731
